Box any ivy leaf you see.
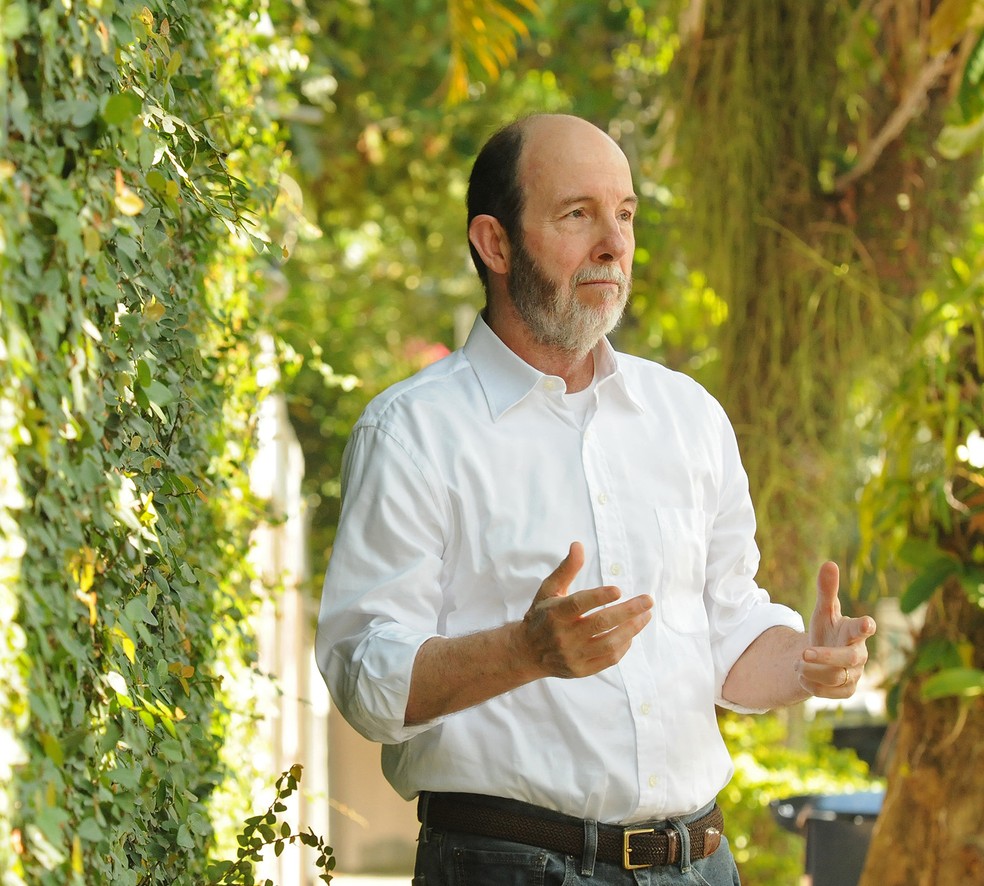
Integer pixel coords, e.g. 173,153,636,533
70,98,99,127
146,169,168,192
105,670,130,698
115,189,145,217
114,168,145,216
72,835,84,874
103,92,143,126
125,596,159,626
77,817,103,842
928,0,977,55
143,297,166,322
959,571,984,606
137,359,153,387
188,812,211,836
143,379,176,409
898,537,948,569
914,638,964,674
3,2,28,39
41,732,64,767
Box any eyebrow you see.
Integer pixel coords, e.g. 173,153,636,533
557,194,639,210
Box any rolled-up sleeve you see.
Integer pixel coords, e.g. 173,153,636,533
315,421,448,744
703,403,805,713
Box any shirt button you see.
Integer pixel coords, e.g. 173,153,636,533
610,563,622,576
649,775,659,788
543,378,560,391
640,703,651,716
597,492,608,505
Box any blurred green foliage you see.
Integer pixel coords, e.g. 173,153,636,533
719,711,881,883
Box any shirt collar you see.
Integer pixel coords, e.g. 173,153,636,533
463,313,645,421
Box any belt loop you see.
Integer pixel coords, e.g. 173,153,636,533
581,819,598,876
669,815,693,873
418,792,432,845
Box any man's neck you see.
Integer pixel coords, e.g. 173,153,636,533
483,307,597,392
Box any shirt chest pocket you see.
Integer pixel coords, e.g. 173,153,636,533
654,507,709,635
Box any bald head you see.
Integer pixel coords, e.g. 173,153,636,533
519,114,627,165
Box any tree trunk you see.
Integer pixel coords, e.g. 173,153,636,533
666,5,984,881
859,580,984,886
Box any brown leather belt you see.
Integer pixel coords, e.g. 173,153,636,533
419,792,724,870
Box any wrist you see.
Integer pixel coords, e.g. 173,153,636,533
505,619,547,684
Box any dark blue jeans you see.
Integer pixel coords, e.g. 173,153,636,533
412,799,741,886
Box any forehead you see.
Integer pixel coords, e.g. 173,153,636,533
518,117,635,209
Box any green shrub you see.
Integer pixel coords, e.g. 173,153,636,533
719,710,882,884
0,0,296,881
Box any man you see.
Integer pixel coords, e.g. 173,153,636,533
315,114,876,885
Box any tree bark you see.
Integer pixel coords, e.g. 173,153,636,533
859,580,984,886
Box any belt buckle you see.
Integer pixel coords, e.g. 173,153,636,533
622,827,654,870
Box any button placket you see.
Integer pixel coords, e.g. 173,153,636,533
581,425,628,595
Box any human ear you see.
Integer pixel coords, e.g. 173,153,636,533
468,214,511,275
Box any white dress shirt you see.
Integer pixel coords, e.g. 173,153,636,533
316,315,803,823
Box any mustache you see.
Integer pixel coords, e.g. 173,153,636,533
570,266,630,287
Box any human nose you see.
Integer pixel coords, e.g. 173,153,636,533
592,216,631,264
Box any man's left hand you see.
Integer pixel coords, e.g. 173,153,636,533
800,561,877,698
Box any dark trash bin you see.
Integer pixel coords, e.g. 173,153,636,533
832,723,889,774
770,790,884,886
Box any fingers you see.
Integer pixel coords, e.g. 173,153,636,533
575,591,653,636
532,589,652,647
533,541,585,602
815,560,840,608
533,598,652,678
799,658,866,698
531,542,627,618
578,608,653,672
798,665,858,698
809,561,842,645
853,614,877,642
524,543,653,678
809,560,877,649
801,614,877,699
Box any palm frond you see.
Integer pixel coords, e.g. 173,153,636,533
440,0,542,103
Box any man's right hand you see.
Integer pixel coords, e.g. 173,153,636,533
405,542,652,726
521,541,653,678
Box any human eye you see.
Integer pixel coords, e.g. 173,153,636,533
566,207,587,219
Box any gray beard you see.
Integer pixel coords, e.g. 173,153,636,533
507,239,630,359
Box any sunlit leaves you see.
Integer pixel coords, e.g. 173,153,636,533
927,0,984,55
937,112,984,159
114,169,145,217
932,6,984,156
921,666,984,700
206,766,335,885
442,0,542,103
1,0,306,880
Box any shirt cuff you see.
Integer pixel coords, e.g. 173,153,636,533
326,625,444,745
